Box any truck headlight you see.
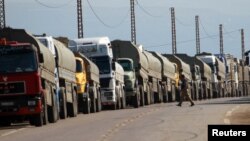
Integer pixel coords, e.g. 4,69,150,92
28,101,37,106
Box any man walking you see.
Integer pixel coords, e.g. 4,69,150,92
177,74,194,107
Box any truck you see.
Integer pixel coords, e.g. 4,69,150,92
68,37,126,110
175,54,203,100
111,40,149,107
215,54,239,97
0,28,57,126
143,51,163,104
74,52,101,114
150,52,177,102
237,60,249,96
162,54,192,101
36,36,78,119
196,52,226,98
193,57,212,99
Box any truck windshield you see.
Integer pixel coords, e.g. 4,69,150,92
199,57,215,73
207,63,215,73
0,50,37,73
76,59,83,73
118,60,133,71
90,56,110,74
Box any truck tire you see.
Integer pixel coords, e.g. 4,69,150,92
163,84,168,103
59,87,67,119
33,112,43,127
83,93,90,114
68,89,78,117
48,88,58,123
139,85,144,106
121,88,126,109
144,84,150,105
90,88,96,113
149,83,154,104
0,118,11,126
111,103,117,110
96,88,102,112
155,84,162,103
168,84,175,102
133,86,140,108
116,88,121,110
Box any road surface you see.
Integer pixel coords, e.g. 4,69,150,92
0,96,249,141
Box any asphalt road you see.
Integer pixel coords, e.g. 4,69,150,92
0,96,249,141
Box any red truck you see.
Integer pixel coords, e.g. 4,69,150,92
0,28,57,127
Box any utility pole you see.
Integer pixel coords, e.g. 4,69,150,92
241,29,245,96
130,0,136,44
0,0,5,29
219,24,224,55
170,7,177,54
77,0,83,38
195,15,200,55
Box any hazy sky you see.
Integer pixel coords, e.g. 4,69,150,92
5,0,250,58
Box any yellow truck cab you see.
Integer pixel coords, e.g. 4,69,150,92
74,53,101,114
75,57,87,95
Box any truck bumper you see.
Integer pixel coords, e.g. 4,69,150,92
101,89,116,105
0,95,42,116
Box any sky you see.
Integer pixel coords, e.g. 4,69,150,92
5,0,250,58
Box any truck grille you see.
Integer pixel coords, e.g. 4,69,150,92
0,82,25,95
100,78,111,88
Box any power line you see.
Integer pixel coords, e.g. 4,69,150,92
86,0,129,28
175,17,192,27
34,0,73,8
223,26,237,39
135,0,162,18
145,29,240,49
199,18,215,39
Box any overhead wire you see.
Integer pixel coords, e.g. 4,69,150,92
223,26,237,39
199,18,216,39
175,17,192,27
34,0,74,8
86,0,129,28
145,29,240,49
135,0,162,18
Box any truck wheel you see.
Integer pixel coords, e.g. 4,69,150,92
59,87,67,119
96,88,102,112
0,118,11,126
48,88,58,123
33,113,43,127
121,88,126,109
90,88,96,113
162,84,167,103
111,103,117,110
149,84,154,104
83,93,90,114
155,84,162,103
133,87,140,108
116,93,121,110
144,84,150,105
68,89,78,117
133,94,140,108
42,96,48,125
139,85,144,106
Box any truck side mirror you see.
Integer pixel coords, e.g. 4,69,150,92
226,66,229,73
39,53,44,63
137,63,141,70
245,56,249,65
112,62,116,71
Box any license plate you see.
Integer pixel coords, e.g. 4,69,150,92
1,102,14,106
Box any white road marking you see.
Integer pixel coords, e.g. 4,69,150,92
224,105,240,124
226,111,232,117
224,119,231,124
0,128,26,137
